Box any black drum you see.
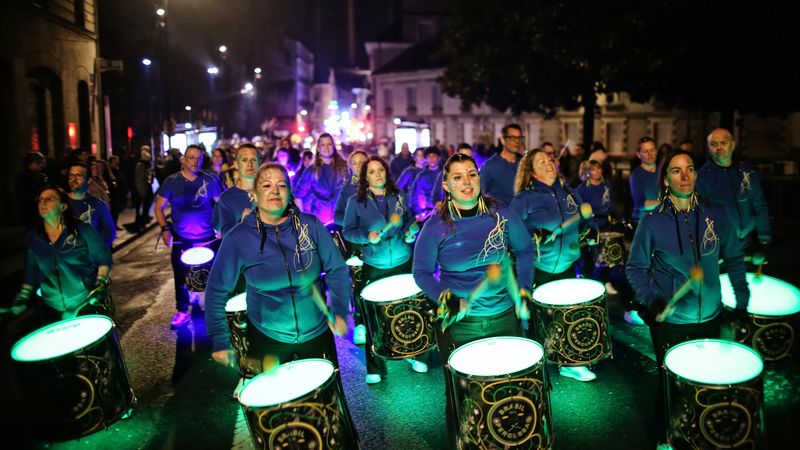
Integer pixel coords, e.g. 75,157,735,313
238,359,356,449
360,274,437,359
531,278,612,366
593,231,626,268
11,315,135,441
180,246,215,293
448,337,554,449
225,293,260,378
720,272,800,364
664,339,764,449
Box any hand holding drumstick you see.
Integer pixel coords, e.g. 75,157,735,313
369,214,402,243
438,264,502,331
310,283,348,337
546,203,593,243
655,266,704,323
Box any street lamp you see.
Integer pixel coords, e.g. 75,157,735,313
218,45,227,54
207,66,219,75
142,57,152,66
156,7,166,16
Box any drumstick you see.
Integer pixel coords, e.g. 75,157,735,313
440,264,502,332
557,139,572,160
560,203,593,231
378,214,402,239
751,251,765,280
310,283,337,326
656,266,704,323
501,261,530,320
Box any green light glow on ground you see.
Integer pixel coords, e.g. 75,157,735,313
11,315,113,362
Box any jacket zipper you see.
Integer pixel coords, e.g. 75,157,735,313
274,225,301,342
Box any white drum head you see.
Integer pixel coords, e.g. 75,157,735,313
361,274,421,303
181,247,214,265
720,273,800,316
665,339,763,385
238,359,334,407
346,256,363,267
11,315,113,362
225,293,247,313
449,337,544,377
532,278,605,306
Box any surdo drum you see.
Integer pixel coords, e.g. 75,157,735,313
180,246,215,292
531,278,611,366
593,231,626,268
720,273,800,363
346,255,363,288
360,274,437,359
238,359,353,450
448,337,553,450
225,293,260,378
664,339,764,449
11,315,135,441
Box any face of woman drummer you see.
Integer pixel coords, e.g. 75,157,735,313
665,154,696,198
366,160,387,190
532,151,557,185
256,168,291,218
443,160,480,208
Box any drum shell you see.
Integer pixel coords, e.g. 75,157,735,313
185,260,213,292
449,346,554,449
592,232,626,268
531,293,612,366
361,290,437,359
723,307,796,364
665,365,764,449
14,322,134,441
225,308,259,378
241,368,349,450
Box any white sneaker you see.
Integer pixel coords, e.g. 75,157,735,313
365,374,382,384
604,282,619,295
624,310,646,326
407,359,428,373
232,377,245,399
559,366,597,382
353,324,367,345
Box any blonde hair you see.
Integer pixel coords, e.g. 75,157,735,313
514,148,545,194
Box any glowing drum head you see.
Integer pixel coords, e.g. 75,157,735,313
180,247,215,266
532,278,606,306
449,337,544,377
12,315,113,362
361,274,421,303
225,293,247,313
239,359,334,407
720,273,800,316
665,339,763,385
345,256,363,267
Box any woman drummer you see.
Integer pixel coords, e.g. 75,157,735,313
343,156,427,384
333,149,368,228
293,132,348,225
625,148,749,448
510,148,599,382
3,186,112,324
412,153,534,445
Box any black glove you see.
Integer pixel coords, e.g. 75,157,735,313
437,290,461,320
583,227,600,246
646,298,668,324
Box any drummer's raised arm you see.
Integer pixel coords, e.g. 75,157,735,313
412,219,444,302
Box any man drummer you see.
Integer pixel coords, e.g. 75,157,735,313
155,145,223,329
213,144,260,238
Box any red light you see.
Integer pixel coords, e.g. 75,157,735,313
298,125,305,132
127,127,134,140
67,122,78,148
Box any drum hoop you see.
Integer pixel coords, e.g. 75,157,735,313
532,293,605,308
360,274,421,303
11,315,115,363
239,358,337,408
723,304,800,319
362,290,425,305
448,337,545,380
664,338,764,385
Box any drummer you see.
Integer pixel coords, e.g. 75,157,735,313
333,149,368,228
576,160,645,326
3,186,111,323
212,144,260,238
625,148,749,449
412,153,534,445
510,148,600,382
292,132,348,225
342,156,427,384
205,163,351,370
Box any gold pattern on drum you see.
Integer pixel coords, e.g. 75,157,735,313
671,385,761,449
539,305,610,365
252,397,343,449
384,299,434,356
730,317,794,362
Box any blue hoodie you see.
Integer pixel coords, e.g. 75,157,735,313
333,177,358,227
626,196,749,324
510,178,588,274
696,160,771,243
342,191,414,269
396,165,423,194
576,179,615,230
24,223,112,312
480,153,520,205
408,167,443,216
212,186,254,237
412,202,535,317
293,164,345,225
204,209,351,351
629,166,660,221
70,193,116,248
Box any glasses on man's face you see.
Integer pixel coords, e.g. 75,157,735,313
504,135,525,142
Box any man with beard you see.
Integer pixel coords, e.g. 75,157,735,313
68,162,116,248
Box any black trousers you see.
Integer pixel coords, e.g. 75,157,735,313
436,306,524,448
648,316,723,445
169,235,220,312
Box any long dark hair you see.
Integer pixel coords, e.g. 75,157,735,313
356,156,399,202
34,186,80,241
313,133,348,179
439,153,495,230
657,148,694,199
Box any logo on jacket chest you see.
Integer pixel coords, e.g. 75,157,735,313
701,217,719,255
565,194,578,215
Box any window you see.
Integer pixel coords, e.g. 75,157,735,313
406,87,416,108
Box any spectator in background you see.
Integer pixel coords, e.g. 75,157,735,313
210,147,232,189
480,123,524,205
108,156,127,230
396,148,426,195
294,150,314,181
389,142,413,179
131,148,154,231
15,151,49,230
561,143,584,187
88,160,111,205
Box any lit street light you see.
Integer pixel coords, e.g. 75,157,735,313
142,58,152,66
156,7,166,16
254,67,262,74
244,82,253,91
184,106,192,111
218,45,227,54
206,66,219,75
